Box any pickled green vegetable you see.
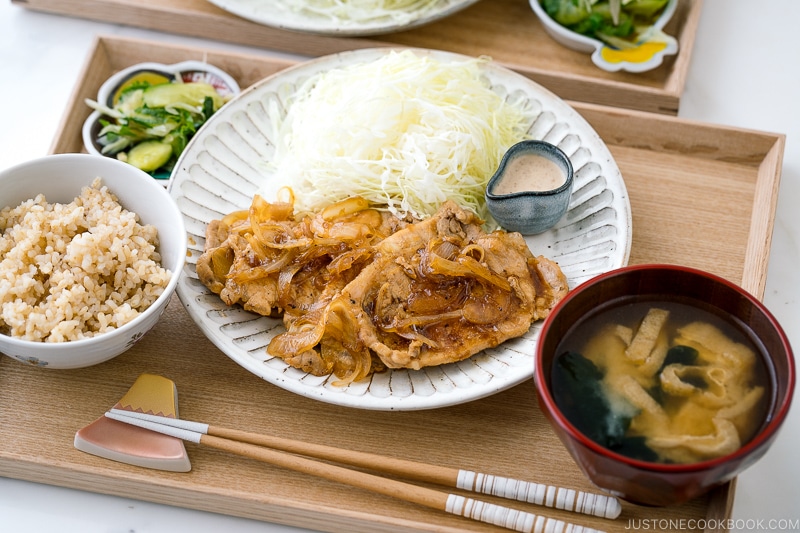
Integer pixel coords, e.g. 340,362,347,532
126,140,173,172
541,0,669,46
86,79,229,175
143,82,226,109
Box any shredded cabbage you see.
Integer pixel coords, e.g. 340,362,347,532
261,50,534,222
276,0,440,24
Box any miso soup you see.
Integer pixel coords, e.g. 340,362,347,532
551,298,772,464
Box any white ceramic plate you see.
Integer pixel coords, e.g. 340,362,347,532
204,0,481,36
169,48,632,411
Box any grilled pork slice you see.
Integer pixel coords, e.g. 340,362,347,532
196,219,281,316
200,197,568,383
319,201,568,380
196,196,406,319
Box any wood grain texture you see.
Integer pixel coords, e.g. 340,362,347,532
0,308,717,533
12,0,704,115
0,35,785,533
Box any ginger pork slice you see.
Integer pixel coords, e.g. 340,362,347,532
196,218,282,316
324,200,568,371
197,195,409,325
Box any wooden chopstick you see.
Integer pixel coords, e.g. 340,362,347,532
107,408,619,519
105,410,609,533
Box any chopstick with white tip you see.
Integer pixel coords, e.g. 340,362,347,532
106,409,620,521
104,410,605,533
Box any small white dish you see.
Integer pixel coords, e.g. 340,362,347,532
82,61,240,184
530,0,679,73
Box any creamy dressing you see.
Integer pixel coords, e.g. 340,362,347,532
493,154,566,194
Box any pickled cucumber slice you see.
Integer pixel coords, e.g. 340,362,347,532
126,141,173,172
144,82,225,109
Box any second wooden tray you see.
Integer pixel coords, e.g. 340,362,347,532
13,0,703,115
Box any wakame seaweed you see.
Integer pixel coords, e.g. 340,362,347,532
551,351,631,448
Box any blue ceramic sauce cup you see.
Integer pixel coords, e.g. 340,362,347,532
485,140,573,235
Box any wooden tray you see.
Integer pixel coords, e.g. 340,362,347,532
0,35,785,533
12,0,703,115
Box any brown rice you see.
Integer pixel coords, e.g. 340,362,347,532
0,177,171,342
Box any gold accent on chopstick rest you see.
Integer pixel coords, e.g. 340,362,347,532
104,410,609,533
74,374,191,472
456,471,621,519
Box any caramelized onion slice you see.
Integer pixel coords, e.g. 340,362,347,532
322,337,373,385
326,247,374,276
315,222,373,243
250,194,294,223
207,245,235,280
384,310,463,330
268,308,327,357
277,262,303,303
321,196,370,221
425,253,511,291
323,299,375,384
228,249,296,283
221,209,249,228
427,238,460,260
249,224,312,250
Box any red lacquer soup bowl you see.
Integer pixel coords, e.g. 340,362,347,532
534,264,795,506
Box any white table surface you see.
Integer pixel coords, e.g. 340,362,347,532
1,1,798,531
